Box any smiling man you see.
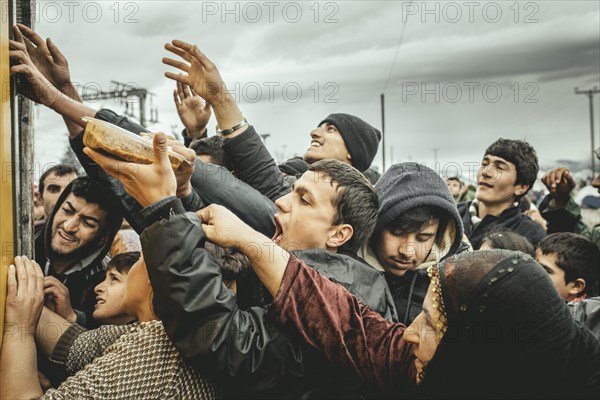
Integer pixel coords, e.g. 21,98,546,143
457,139,546,249
34,176,122,328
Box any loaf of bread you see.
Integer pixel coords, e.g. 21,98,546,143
83,117,185,170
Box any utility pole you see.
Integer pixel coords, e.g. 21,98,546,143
433,148,439,165
81,80,159,127
575,86,599,176
381,93,386,172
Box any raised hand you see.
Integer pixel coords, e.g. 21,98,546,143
9,36,59,106
43,276,77,323
174,82,211,138
197,204,257,250
140,132,197,197
13,24,72,89
163,40,246,137
163,40,227,106
83,133,177,207
4,256,45,333
541,166,576,207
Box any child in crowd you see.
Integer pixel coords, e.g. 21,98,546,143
536,232,600,302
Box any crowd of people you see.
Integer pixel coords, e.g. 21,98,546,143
2,23,600,398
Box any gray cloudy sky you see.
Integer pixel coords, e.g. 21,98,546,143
33,0,600,182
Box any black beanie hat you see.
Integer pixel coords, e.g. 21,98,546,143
374,162,465,256
319,113,381,172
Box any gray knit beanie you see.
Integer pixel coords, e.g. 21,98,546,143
374,162,464,255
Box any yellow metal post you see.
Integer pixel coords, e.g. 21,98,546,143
0,0,15,350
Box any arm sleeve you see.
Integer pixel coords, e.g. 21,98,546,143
222,126,291,202
49,324,132,375
269,255,417,393
540,196,600,248
140,211,305,392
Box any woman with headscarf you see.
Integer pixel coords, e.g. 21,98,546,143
263,249,600,398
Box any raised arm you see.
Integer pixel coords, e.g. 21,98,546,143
163,40,290,201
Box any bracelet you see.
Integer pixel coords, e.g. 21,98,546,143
216,118,248,136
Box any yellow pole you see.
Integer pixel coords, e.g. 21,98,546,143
0,0,15,350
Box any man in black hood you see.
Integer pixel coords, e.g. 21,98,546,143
34,176,122,329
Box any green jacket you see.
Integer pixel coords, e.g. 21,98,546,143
539,196,600,249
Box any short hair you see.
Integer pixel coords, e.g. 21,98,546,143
308,159,379,254
204,242,249,281
107,251,140,275
484,139,539,199
538,233,600,297
191,136,226,166
382,205,449,246
481,228,535,257
38,163,79,194
445,176,463,187
69,176,122,237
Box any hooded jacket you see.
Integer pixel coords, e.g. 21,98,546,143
140,199,397,398
358,162,469,325
34,179,121,328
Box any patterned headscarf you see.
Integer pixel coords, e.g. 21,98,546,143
419,250,600,398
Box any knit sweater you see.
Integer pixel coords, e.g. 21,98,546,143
43,320,219,399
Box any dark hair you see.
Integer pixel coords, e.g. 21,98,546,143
69,176,122,237
484,139,539,199
308,159,379,254
381,205,449,246
204,242,249,281
107,251,140,274
480,228,535,257
445,176,463,187
538,233,600,297
191,136,226,166
38,163,79,194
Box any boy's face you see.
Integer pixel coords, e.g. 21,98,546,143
303,122,351,165
446,180,461,197
535,249,582,301
374,218,440,277
273,170,346,252
476,155,527,206
93,267,132,325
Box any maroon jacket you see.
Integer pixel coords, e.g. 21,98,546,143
270,255,418,395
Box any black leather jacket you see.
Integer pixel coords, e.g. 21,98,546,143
140,199,397,398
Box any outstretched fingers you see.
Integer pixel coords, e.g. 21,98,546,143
164,71,190,86
16,23,44,46
163,56,191,73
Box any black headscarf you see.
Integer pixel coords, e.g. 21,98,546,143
421,250,600,399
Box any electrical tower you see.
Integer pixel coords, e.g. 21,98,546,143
80,80,159,127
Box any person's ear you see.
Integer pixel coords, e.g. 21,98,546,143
326,224,353,250
568,278,586,297
513,184,529,198
33,191,42,206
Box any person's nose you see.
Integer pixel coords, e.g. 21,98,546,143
275,194,291,213
62,216,79,233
